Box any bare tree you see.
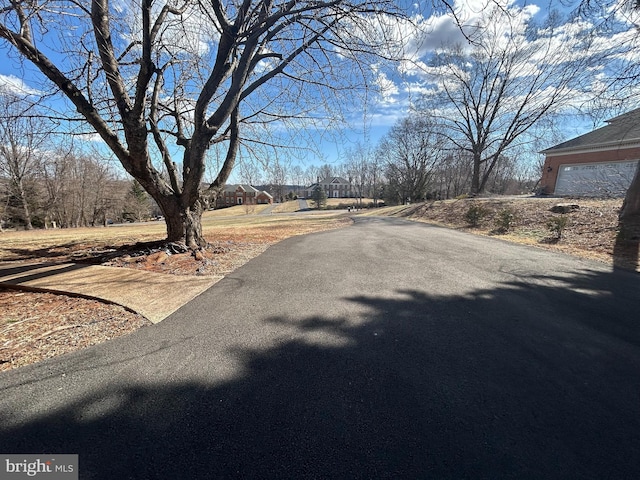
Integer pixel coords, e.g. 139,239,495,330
419,7,591,195
433,150,473,199
302,165,320,189
344,143,372,206
0,179,9,230
318,164,335,182
367,152,384,206
237,157,263,187
290,164,305,197
40,147,74,229
378,116,445,205
0,92,48,229
40,147,121,228
0,0,403,248
266,158,288,203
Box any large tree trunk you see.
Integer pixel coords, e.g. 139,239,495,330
470,154,481,195
16,179,33,230
184,201,205,249
620,162,640,228
478,154,502,194
614,162,640,271
158,196,206,250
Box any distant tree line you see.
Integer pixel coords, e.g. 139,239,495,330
0,91,161,231
238,133,539,209
0,152,157,230
0,147,157,230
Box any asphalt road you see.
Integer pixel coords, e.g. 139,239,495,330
1,217,639,479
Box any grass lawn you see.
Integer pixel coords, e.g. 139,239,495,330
271,200,302,213
207,204,272,216
324,198,375,207
0,209,351,262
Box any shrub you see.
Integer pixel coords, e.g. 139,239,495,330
547,215,569,239
464,203,489,227
494,208,516,233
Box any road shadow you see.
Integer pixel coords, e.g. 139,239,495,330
1,268,639,479
0,240,184,266
1,242,86,261
0,262,90,285
0,261,71,278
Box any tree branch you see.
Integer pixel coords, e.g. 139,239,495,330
0,21,128,163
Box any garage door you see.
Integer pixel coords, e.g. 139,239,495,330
554,160,639,197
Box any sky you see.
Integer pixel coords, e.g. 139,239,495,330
1,0,639,184
254,0,640,178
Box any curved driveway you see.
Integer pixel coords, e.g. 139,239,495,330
1,217,639,479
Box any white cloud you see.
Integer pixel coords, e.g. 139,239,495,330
373,68,399,104
81,132,107,143
362,0,640,132
0,75,40,96
418,0,540,51
115,2,217,58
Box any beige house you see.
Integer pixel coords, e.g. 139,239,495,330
305,177,354,198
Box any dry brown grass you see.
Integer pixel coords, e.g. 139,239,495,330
324,197,374,207
207,204,272,216
271,200,301,213
369,196,638,271
0,210,349,263
0,211,351,371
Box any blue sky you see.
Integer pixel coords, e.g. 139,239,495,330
1,0,638,183
255,0,640,177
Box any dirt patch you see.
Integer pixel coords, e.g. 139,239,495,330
70,239,272,277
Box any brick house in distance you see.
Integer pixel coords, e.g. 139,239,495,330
217,184,273,208
540,109,640,197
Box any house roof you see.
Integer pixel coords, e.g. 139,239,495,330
223,184,260,193
315,176,350,185
305,177,350,189
542,108,640,155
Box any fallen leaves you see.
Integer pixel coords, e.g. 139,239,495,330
0,289,149,372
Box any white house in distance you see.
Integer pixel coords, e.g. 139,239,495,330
305,177,354,198
540,109,640,197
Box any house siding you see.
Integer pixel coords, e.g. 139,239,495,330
540,108,640,196
305,177,354,198
540,146,640,195
216,185,273,208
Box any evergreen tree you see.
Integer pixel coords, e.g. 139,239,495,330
311,185,327,210
123,180,151,222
